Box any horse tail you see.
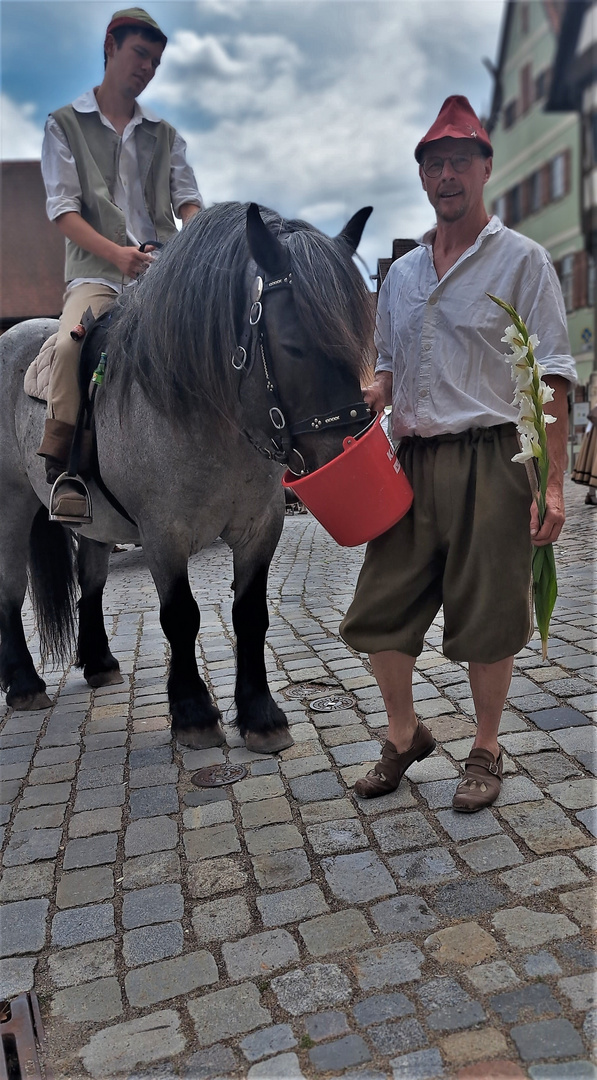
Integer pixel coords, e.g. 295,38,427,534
28,506,78,668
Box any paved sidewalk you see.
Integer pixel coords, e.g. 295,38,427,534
0,478,595,1080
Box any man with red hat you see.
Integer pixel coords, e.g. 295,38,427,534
37,7,203,521
341,95,577,811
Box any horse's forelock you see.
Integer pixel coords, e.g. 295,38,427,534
106,202,373,421
286,229,374,377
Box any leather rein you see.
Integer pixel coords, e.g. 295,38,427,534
232,267,371,476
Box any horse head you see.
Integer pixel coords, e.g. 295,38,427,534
243,203,374,475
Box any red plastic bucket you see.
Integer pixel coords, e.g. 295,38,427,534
282,414,413,546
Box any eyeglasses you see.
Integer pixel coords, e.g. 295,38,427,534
422,153,482,178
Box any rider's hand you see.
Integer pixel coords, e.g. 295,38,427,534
113,246,154,279
363,371,393,415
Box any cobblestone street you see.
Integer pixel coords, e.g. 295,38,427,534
1,477,595,1080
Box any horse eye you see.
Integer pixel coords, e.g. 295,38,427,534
284,345,304,360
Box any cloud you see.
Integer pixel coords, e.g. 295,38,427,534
144,1,501,278
0,93,44,159
0,0,503,280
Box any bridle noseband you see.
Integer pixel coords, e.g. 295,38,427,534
232,265,371,475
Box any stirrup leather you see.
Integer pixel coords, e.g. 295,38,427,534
49,472,92,527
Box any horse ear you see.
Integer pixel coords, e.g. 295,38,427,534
336,206,373,252
246,203,291,277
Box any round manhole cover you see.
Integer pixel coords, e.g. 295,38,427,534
191,764,247,787
283,681,338,700
309,694,356,712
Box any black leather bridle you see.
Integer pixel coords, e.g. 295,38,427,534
232,266,371,475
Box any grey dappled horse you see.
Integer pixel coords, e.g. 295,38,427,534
0,202,373,752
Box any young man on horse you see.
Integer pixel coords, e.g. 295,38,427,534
37,6,203,522
341,96,577,811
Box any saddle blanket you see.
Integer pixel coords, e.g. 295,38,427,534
24,332,57,403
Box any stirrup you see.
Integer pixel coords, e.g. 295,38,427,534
49,473,92,527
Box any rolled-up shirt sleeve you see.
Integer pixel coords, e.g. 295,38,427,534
170,131,203,216
41,116,83,220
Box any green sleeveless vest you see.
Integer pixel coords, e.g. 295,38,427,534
51,104,179,284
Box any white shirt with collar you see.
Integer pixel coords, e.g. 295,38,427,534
41,89,203,292
375,216,577,438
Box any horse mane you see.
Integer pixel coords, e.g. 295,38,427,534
105,201,374,421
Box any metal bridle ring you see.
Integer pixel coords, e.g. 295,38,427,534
231,346,247,370
287,448,308,476
269,407,286,430
249,301,262,325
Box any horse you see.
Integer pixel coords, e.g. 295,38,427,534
0,201,373,752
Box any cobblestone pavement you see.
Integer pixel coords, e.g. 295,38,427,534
1,478,595,1080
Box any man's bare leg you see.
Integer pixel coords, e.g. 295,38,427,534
369,650,418,750
468,655,514,758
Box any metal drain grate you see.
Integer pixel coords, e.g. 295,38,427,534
282,681,338,700
0,992,52,1080
309,694,356,712
191,763,248,787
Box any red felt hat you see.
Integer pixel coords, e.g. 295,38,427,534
106,7,167,47
414,95,492,163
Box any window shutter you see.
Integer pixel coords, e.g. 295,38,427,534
541,164,551,205
520,64,533,114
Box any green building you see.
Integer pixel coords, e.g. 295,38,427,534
485,0,595,404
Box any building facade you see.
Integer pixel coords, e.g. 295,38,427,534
485,0,595,407
1,161,64,333
546,0,597,408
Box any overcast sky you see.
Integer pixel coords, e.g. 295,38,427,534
1,0,504,281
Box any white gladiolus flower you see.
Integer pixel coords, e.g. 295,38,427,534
502,324,522,346
539,383,555,404
488,292,558,661
512,432,535,462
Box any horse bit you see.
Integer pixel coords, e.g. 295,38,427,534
231,266,371,476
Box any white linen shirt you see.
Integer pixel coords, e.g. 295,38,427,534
375,216,577,438
41,89,203,293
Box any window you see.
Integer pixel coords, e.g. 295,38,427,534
528,171,542,214
588,255,595,310
535,69,550,101
551,153,567,199
509,185,522,225
494,195,507,221
504,101,517,129
559,255,574,312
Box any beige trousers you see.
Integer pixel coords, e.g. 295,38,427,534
47,282,118,426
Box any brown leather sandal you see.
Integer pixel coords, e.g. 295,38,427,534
452,747,503,812
354,722,436,799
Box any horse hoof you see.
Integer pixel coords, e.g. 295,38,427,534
8,691,52,712
174,723,227,749
87,669,124,688
245,728,294,754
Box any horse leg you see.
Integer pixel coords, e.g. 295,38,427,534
0,499,52,711
153,566,224,749
228,539,293,754
77,538,123,687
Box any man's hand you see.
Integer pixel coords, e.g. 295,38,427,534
530,483,565,546
113,246,154,278
363,371,393,414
